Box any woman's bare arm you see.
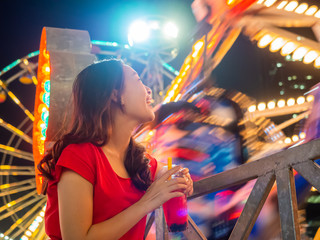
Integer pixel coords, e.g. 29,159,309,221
58,166,186,240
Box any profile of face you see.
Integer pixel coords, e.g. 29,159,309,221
119,65,155,124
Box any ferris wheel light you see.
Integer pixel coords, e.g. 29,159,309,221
315,10,320,18
0,90,6,103
284,1,298,11
270,37,286,52
128,20,150,46
303,51,318,64
292,47,308,60
36,216,43,223
296,96,305,104
42,64,50,75
277,1,288,9
257,102,266,111
281,41,298,56
277,99,285,108
42,49,50,59
295,3,308,14
163,22,178,39
305,5,318,16
267,101,276,109
258,34,274,48
287,98,295,106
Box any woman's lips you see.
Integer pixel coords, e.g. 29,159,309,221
146,99,154,105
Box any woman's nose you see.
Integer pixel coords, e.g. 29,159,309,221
145,86,152,96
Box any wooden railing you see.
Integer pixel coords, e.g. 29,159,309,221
144,139,320,240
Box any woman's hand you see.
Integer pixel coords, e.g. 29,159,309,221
156,164,194,197
180,168,193,197
138,166,188,213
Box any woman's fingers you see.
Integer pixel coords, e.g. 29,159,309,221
168,191,185,199
166,183,187,192
180,168,189,174
165,177,187,186
158,165,181,182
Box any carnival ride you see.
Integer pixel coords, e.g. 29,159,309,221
0,0,320,239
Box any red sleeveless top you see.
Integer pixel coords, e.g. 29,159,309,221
45,142,157,240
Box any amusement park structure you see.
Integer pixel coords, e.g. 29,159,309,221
0,0,320,239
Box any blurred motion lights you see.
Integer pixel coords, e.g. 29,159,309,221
292,135,299,142
299,132,306,139
314,56,320,68
295,3,308,14
270,37,286,52
248,105,256,112
284,137,292,144
306,95,314,102
296,96,305,104
303,51,318,64
264,0,277,7
277,99,285,108
305,6,318,16
284,1,298,11
267,101,276,109
287,98,295,106
258,34,274,48
277,1,288,9
257,102,266,111
281,42,298,56
292,47,308,60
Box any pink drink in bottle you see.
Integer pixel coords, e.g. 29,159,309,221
162,161,188,232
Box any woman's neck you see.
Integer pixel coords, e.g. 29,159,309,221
103,112,138,162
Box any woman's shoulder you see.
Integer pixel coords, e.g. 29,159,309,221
60,142,99,163
63,142,96,153
55,142,98,185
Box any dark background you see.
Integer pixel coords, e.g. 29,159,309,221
0,0,319,141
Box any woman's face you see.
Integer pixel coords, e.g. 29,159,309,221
121,65,155,123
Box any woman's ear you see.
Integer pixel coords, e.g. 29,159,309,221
110,90,119,103
111,90,124,105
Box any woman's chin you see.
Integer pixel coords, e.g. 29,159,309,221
141,111,155,123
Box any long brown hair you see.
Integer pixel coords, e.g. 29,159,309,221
38,59,152,193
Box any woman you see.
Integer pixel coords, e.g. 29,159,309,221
39,59,193,240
